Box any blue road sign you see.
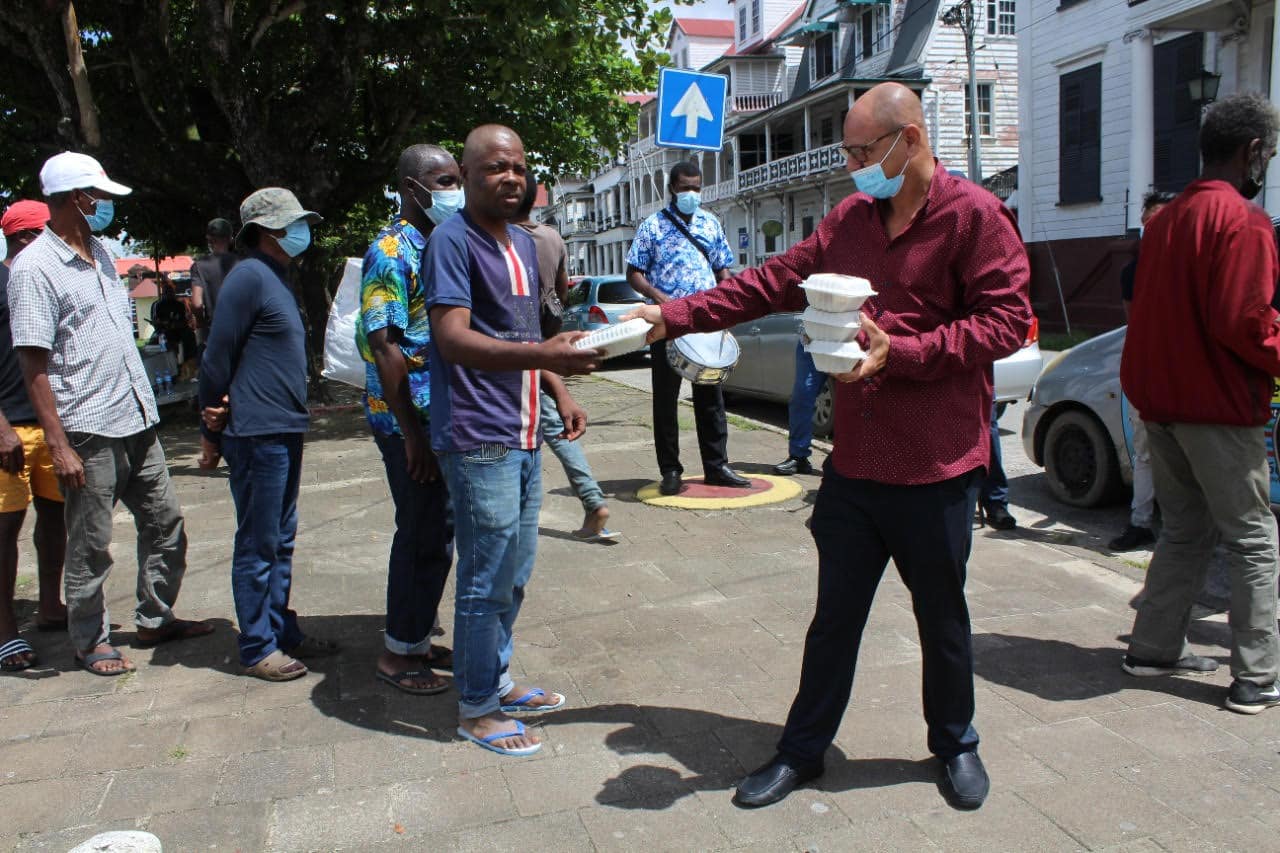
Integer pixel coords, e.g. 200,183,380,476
656,68,728,152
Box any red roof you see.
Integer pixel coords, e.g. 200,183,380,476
675,17,736,38
114,256,193,278
624,92,655,106
534,185,549,208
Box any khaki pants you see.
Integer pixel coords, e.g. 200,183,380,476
1128,422,1279,685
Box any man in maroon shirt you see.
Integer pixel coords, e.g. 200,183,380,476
1120,93,1280,715
628,82,1031,809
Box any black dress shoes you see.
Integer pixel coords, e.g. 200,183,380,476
704,465,752,488
941,752,989,810
979,502,1017,530
733,754,824,808
773,455,815,476
659,471,682,496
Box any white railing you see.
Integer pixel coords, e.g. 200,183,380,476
737,142,845,193
730,91,783,113
636,200,664,221
561,218,595,237
700,179,736,204
628,136,658,160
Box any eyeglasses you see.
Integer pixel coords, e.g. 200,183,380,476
839,126,904,166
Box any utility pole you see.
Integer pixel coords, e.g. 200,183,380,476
942,0,982,183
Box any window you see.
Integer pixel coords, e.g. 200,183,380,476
1058,63,1102,205
964,83,994,137
859,7,891,59
987,0,1016,35
739,6,748,40
819,117,834,145
680,48,689,68
813,32,836,81
802,216,815,238
597,281,646,304
739,132,767,170
752,0,762,34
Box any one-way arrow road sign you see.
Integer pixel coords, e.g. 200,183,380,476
656,67,728,152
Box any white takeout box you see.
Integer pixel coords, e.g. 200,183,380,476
802,306,862,343
800,274,875,313
572,318,653,359
806,339,867,374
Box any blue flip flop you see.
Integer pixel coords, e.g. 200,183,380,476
500,688,566,714
456,720,542,756
572,527,621,543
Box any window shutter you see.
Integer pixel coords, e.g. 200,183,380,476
1059,64,1101,204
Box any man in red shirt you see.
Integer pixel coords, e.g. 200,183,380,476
628,82,1031,809
1119,93,1280,715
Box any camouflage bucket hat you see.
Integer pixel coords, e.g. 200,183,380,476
236,187,322,241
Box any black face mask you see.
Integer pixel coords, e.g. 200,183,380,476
1241,148,1268,200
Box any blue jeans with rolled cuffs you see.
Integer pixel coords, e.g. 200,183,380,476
540,389,605,513
438,445,542,718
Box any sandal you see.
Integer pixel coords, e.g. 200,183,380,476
134,618,215,648
376,668,449,695
421,644,452,670
76,647,135,677
456,719,542,756
500,687,566,714
285,636,341,659
1,637,36,672
243,650,308,682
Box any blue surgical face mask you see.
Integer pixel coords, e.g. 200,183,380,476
275,219,311,258
850,131,909,199
675,191,701,216
425,189,464,225
81,196,114,232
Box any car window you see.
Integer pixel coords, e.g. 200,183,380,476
596,280,646,305
566,282,589,307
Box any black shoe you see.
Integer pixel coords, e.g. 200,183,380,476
773,456,815,476
732,755,823,808
704,465,752,488
1225,679,1280,715
978,503,1016,530
659,471,682,496
1109,525,1155,551
1122,653,1218,677
941,752,989,810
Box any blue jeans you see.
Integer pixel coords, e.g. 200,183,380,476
540,390,605,512
373,432,454,656
222,433,305,667
438,446,542,718
981,401,1008,506
788,341,824,459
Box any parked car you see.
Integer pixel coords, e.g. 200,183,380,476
722,312,1043,439
562,276,652,352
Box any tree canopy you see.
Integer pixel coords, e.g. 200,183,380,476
0,0,677,258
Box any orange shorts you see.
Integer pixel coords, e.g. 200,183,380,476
0,425,63,512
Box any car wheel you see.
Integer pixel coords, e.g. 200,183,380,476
1042,408,1123,508
812,379,834,439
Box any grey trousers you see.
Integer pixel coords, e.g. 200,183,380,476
63,428,188,652
1128,422,1279,685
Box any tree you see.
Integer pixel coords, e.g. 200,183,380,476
0,0,677,385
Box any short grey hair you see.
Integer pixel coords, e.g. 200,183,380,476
1200,92,1280,165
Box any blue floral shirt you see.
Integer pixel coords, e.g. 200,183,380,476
626,204,735,299
357,218,432,436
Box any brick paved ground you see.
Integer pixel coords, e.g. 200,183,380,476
2,374,1278,852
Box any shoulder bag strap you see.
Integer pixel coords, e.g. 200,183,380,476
660,207,714,267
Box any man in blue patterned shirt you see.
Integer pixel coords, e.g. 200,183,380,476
626,161,750,495
357,144,463,695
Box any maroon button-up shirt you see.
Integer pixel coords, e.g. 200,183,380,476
662,164,1033,486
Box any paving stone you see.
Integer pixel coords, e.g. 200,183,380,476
579,796,730,851
38,691,156,737
0,732,79,785
908,792,1082,853
693,785,846,848
333,734,444,788
64,719,185,773
794,814,943,852
1153,817,1280,851
502,751,629,815
2,777,102,836
98,756,224,819
1095,703,1247,759
144,801,270,851
390,769,516,834
444,810,595,853
180,709,287,758
1003,717,1154,778
1114,756,1278,828
13,819,143,852
268,786,395,850
1018,773,1196,849
216,745,334,805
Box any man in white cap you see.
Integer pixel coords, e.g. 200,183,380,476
199,188,334,681
9,152,212,676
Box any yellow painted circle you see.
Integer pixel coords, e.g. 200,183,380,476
635,474,805,509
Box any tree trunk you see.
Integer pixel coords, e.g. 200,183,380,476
60,1,101,148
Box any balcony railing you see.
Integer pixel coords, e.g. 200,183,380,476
637,200,664,221
700,179,736,204
628,136,658,160
738,142,846,193
561,218,595,237
730,92,784,113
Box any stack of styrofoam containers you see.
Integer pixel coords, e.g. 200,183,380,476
799,274,875,374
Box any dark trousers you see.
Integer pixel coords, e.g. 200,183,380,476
778,464,982,765
650,339,729,476
373,432,454,656
223,433,305,667
981,401,1008,506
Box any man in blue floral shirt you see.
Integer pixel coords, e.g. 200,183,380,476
357,143,464,695
626,160,750,495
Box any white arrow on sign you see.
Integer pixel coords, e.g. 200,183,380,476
671,82,713,138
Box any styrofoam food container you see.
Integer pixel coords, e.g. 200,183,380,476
800,274,875,313
802,306,862,343
806,339,867,374
572,318,653,359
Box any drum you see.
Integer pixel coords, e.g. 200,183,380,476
667,331,740,385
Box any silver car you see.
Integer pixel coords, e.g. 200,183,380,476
562,275,651,340
723,312,1044,439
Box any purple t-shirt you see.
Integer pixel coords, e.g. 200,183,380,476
424,211,543,452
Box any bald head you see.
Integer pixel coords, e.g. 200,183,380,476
462,125,524,167
460,124,528,224
846,83,928,146
398,144,454,184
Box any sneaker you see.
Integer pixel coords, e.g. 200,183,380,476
1109,525,1155,551
1122,653,1219,677
1225,680,1280,715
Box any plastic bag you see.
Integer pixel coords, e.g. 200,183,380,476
321,258,366,388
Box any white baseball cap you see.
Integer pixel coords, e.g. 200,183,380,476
39,152,133,197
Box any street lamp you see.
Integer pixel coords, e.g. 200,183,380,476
1187,68,1222,108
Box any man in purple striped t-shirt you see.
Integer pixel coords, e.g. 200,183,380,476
426,124,600,756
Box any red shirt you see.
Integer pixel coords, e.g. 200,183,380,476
1122,179,1280,427
662,165,1032,486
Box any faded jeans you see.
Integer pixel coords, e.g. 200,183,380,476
540,389,605,513
63,428,187,652
439,445,541,718
1128,422,1280,684
788,341,824,460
